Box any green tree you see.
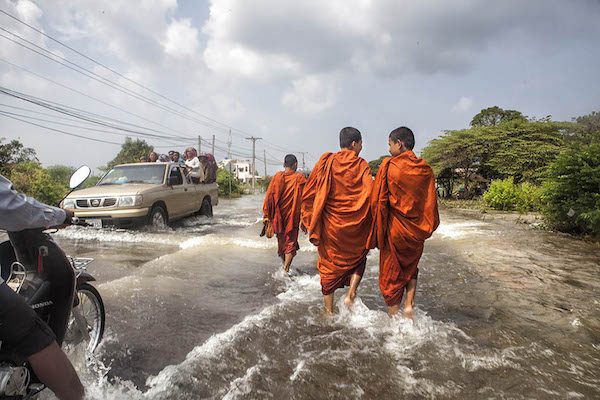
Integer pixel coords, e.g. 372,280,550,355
104,137,153,170
47,165,76,187
368,156,387,176
541,143,600,236
486,120,566,184
567,110,600,145
470,106,526,127
422,128,488,194
0,137,37,176
9,162,68,205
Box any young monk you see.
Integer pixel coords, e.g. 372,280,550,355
368,127,440,317
263,154,307,273
301,127,373,315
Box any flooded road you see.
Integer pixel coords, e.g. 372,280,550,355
52,195,599,399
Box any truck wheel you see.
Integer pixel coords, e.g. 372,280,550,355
199,197,213,217
148,205,168,228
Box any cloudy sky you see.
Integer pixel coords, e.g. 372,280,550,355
1,0,599,173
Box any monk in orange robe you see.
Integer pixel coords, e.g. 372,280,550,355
369,127,439,317
301,127,373,314
263,154,307,272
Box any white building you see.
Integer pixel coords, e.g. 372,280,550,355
219,159,261,184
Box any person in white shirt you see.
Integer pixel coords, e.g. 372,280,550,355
184,147,205,183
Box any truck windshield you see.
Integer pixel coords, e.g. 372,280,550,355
98,165,165,185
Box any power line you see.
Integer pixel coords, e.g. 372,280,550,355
0,86,283,164
0,9,297,155
0,57,199,140
0,111,122,145
0,10,235,132
0,86,193,142
0,31,238,135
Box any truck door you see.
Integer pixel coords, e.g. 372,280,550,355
181,171,201,216
166,166,187,218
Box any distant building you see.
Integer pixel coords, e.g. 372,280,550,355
219,158,261,184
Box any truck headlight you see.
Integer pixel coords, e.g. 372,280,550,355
118,195,143,207
63,198,76,209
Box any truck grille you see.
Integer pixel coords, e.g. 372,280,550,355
75,198,118,208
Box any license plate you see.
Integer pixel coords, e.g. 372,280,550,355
87,219,103,228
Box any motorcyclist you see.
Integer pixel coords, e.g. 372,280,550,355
0,174,84,400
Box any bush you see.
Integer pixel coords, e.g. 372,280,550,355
541,143,600,236
483,178,518,211
483,177,542,212
515,182,543,213
217,168,244,197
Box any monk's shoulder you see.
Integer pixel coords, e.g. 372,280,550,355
295,172,308,182
356,156,373,171
313,152,334,171
317,152,333,164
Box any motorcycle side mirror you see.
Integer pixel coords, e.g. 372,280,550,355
69,166,91,189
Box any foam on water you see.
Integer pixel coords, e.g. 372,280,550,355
434,221,487,239
179,234,317,252
56,226,183,247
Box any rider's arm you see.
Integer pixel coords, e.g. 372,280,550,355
0,175,67,231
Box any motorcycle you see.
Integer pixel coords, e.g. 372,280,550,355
0,166,105,399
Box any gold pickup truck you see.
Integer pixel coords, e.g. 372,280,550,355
62,162,218,228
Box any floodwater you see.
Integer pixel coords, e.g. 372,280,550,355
49,195,599,399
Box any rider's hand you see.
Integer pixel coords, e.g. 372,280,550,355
64,209,75,224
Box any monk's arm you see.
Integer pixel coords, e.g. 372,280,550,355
300,173,317,231
367,158,390,249
263,177,276,219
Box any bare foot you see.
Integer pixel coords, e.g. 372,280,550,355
323,307,334,317
387,304,401,317
403,304,414,319
284,265,290,273
343,291,356,308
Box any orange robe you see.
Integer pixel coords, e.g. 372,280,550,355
368,151,440,306
263,170,307,257
301,149,373,295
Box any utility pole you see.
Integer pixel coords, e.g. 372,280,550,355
228,130,233,196
211,134,215,155
227,129,232,159
263,149,267,179
198,135,202,153
245,136,262,192
298,152,307,171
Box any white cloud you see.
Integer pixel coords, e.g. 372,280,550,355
201,0,592,82
452,96,473,113
15,0,42,24
161,18,199,58
281,75,337,114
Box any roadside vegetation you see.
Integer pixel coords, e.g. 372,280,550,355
217,168,245,198
417,107,598,237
